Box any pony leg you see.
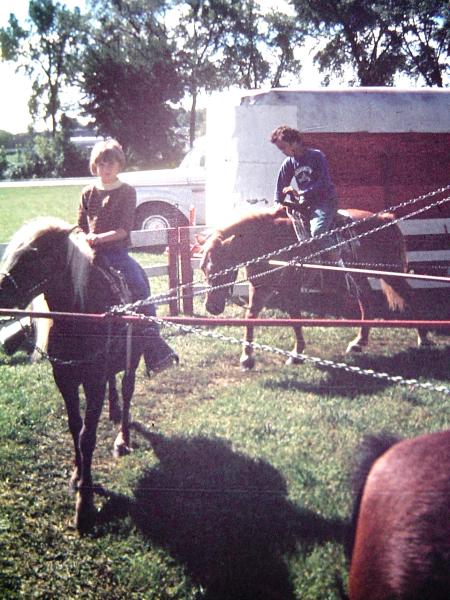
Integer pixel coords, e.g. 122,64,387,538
240,285,266,370
346,278,372,354
113,370,136,457
53,370,83,491
107,375,121,423
286,322,305,366
75,379,106,533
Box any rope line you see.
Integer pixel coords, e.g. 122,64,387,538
147,313,450,396
112,189,450,312
4,186,448,394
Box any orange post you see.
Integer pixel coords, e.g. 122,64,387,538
179,227,194,315
166,227,179,316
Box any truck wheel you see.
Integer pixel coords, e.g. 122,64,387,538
134,203,189,231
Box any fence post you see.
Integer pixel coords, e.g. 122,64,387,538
179,226,194,315
166,227,179,316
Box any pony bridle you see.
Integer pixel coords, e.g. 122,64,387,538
0,266,51,304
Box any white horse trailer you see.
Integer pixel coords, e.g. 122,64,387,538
205,88,450,290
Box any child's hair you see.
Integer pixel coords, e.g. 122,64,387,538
270,125,303,145
89,139,126,175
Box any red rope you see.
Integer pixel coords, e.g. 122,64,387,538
0,308,448,329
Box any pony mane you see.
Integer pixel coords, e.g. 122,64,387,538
215,208,284,241
2,216,94,309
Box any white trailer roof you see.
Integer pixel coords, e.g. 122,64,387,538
237,87,450,133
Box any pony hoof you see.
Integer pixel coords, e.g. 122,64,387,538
285,354,304,366
240,357,255,371
113,444,132,458
75,491,97,534
346,343,364,354
418,339,434,349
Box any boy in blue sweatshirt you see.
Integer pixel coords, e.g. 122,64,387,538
271,125,338,256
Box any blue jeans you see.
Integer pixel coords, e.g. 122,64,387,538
98,247,176,369
309,199,338,254
309,198,338,237
98,247,156,316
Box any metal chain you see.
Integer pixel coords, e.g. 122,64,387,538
112,189,450,312
11,186,449,384
22,322,114,366
27,307,448,393
135,312,450,396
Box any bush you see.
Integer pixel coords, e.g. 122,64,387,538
3,132,89,180
0,147,8,178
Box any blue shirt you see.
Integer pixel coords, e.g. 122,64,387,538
274,148,336,208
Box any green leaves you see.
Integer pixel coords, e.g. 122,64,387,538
292,0,448,86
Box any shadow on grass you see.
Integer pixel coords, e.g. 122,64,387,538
97,425,345,600
264,345,450,399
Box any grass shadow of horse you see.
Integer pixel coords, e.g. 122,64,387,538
97,425,345,599
263,344,449,399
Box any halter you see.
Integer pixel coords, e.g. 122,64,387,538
0,266,51,303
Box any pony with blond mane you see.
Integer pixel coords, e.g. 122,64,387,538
201,206,431,369
0,217,147,532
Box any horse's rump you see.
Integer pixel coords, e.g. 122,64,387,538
348,430,450,600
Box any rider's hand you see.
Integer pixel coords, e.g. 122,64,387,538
282,187,306,207
282,186,299,199
86,233,100,247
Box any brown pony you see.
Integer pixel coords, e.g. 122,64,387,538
348,430,450,600
0,217,148,533
200,206,430,369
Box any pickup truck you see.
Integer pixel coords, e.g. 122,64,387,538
122,137,206,231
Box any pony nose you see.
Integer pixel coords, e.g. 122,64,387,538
205,298,225,315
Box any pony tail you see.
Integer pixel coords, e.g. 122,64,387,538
379,279,406,312
30,294,52,363
379,221,409,312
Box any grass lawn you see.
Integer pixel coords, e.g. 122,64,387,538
0,184,449,599
0,185,81,242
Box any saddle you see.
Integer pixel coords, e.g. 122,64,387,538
285,207,360,293
95,260,133,306
287,207,359,262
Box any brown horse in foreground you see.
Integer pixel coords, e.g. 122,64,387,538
200,206,430,369
348,430,450,600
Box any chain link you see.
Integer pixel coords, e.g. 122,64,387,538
9,186,449,392
141,313,449,396
112,187,450,312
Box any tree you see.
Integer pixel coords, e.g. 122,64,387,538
172,0,238,146
291,0,448,86
0,0,87,135
174,1,305,145
82,0,184,167
394,0,449,87
265,10,304,88
291,0,405,86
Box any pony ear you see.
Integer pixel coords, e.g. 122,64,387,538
222,235,236,248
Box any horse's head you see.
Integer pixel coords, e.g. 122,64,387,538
0,217,91,309
200,234,238,315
